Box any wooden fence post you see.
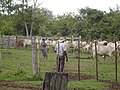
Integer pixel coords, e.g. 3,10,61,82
71,35,74,42
15,36,18,48
31,36,38,75
8,36,10,48
95,41,99,82
43,72,68,90
0,52,1,71
37,38,40,75
56,41,60,72
115,41,118,82
0,52,1,60
1,36,3,48
78,36,81,81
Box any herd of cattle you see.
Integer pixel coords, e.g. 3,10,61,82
16,37,120,59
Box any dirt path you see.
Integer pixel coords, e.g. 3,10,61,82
0,79,120,90
0,80,40,90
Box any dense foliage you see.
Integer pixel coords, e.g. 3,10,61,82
0,0,120,41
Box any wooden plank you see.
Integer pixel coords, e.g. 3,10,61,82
43,72,68,90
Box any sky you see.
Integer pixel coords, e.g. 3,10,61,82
31,0,120,16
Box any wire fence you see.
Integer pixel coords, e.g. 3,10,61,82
0,36,120,83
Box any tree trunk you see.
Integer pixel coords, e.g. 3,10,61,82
24,21,29,37
30,0,37,36
30,6,33,37
43,72,68,90
30,21,33,36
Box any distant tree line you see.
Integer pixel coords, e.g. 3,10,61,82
0,0,120,41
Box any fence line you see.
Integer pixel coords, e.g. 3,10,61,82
0,36,80,48
0,35,119,83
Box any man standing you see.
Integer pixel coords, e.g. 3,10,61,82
55,37,68,72
41,37,48,61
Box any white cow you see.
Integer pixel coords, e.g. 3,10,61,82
90,41,120,63
64,41,73,48
82,44,91,54
91,44,114,59
23,39,32,48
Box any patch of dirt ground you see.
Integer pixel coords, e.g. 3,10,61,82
0,80,41,90
0,73,120,90
68,73,96,80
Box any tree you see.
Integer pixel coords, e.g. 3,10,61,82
0,0,15,15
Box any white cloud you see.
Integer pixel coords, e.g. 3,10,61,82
32,0,120,16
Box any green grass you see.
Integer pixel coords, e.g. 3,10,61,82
68,80,110,90
0,48,120,89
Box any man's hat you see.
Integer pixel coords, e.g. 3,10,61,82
58,37,65,42
42,37,46,40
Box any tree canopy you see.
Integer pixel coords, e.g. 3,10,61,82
0,0,120,41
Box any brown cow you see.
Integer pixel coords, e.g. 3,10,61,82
16,39,24,48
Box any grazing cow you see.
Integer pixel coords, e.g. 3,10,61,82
89,41,120,63
72,41,87,50
16,39,24,48
97,40,108,46
64,40,73,48
23,39,32,48
91,44,114,59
